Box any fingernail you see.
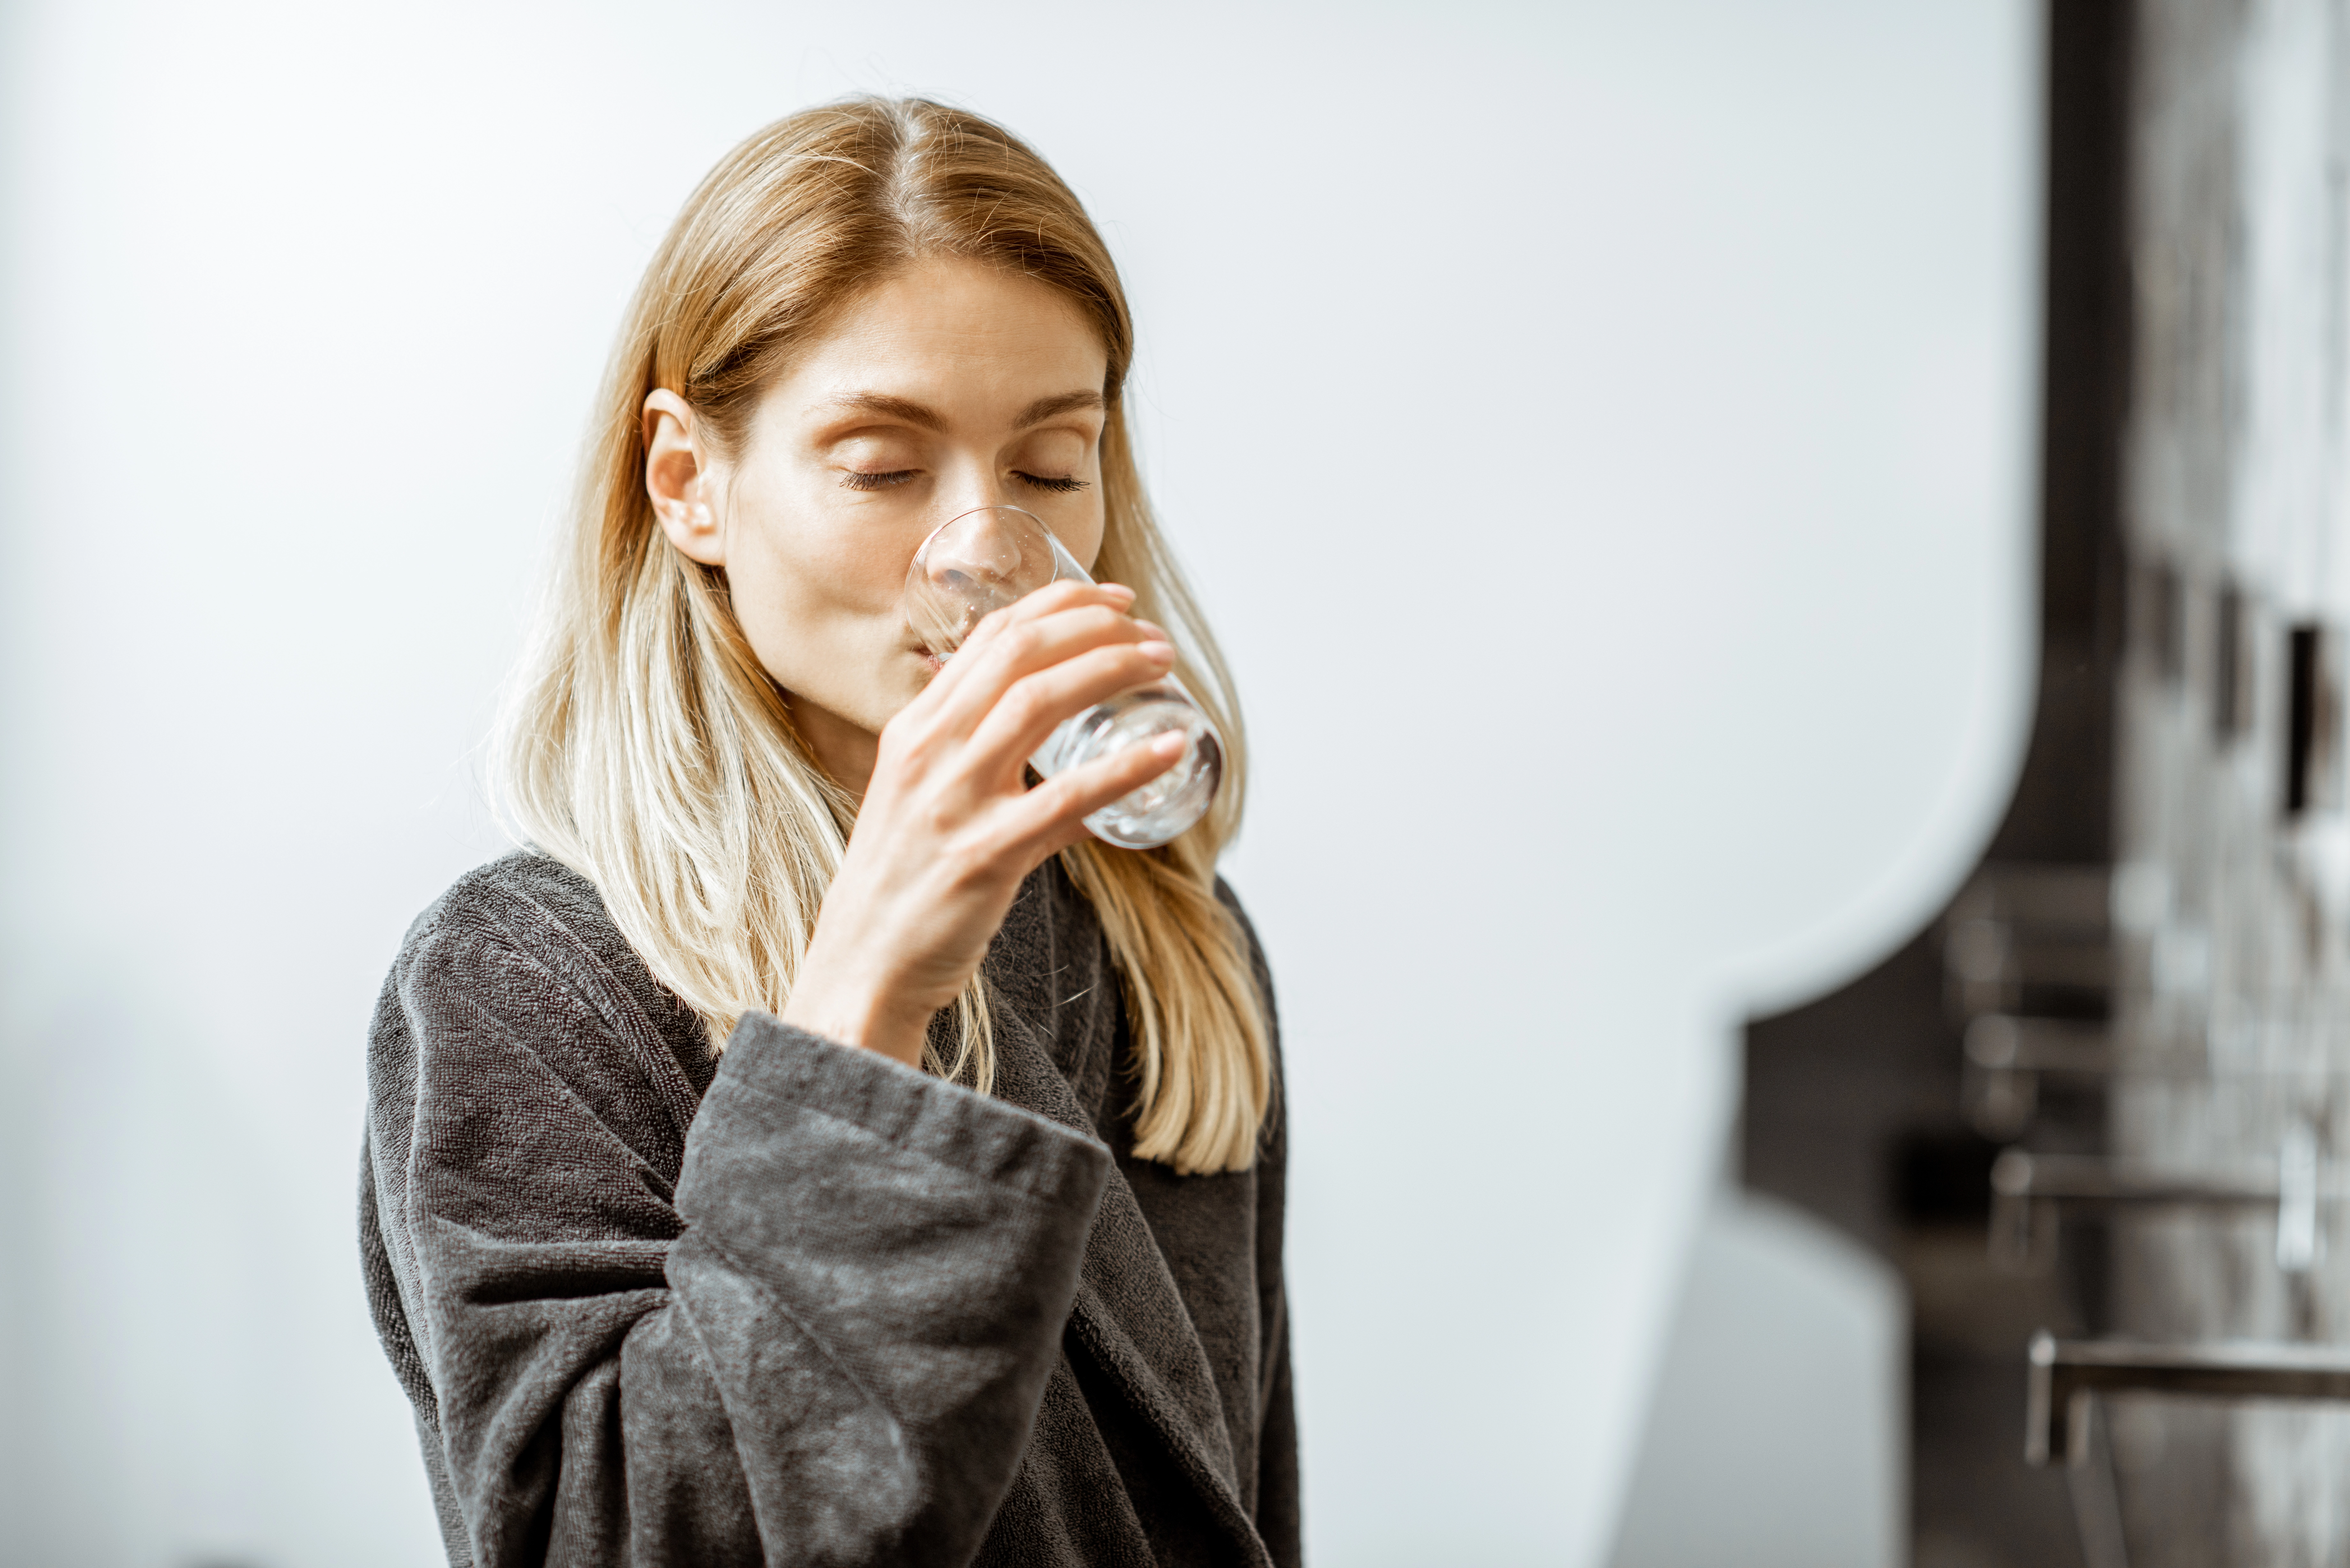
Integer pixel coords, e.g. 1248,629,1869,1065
1151,731,1186,753
1134,620,1169,640
1138,640,1176,661
1101,583,1137,601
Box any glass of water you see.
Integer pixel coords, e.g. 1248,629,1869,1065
903,505,1223,850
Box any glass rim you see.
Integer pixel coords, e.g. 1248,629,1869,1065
905,503,1096,597
909,502,1052,568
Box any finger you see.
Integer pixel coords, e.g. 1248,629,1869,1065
957,580,1135,659
898,579,1134,728
917,582,1141,714
931,605,1170,740
961,639,1178,773
1002,728,1189,858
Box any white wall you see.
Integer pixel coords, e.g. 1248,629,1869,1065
0,3,2036,1564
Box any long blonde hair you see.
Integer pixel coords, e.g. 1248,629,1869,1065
495,98,1271,1174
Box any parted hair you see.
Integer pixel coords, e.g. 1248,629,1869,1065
495,97,1271,1174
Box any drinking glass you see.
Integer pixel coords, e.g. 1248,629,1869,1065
904,505,1223,850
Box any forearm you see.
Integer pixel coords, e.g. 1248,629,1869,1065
378,857,1302,1567
403,987,1109,1565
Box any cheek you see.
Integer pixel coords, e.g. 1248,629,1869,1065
721,470,914,705
777,523,906,616
1066,509,1108,578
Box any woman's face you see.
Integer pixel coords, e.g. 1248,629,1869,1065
644,255,1111,785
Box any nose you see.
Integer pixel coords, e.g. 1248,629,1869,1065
905,505,1070,655
929,506,1044,594
930,456,1017,527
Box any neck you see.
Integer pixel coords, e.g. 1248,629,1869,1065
788,697,880,803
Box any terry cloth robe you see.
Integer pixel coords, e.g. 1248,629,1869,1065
359,850,1298,1568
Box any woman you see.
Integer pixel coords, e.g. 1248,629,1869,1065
359,98,1296,1567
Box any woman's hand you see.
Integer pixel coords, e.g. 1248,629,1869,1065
779,581,1183,1068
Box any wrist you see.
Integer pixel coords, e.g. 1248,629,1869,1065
779,969,932,1069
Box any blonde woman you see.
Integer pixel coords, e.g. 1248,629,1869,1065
359,97,1295,1568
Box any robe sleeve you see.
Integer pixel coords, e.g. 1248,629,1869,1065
1253,1085,1300,1568
368,906,1111,1568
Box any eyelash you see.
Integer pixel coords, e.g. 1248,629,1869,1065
836,470,1091,495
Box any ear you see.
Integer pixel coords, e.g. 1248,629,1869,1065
643,389,727,566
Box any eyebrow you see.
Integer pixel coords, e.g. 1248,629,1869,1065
816,392,945,431
1012,390,1107,428
815,389,1106,433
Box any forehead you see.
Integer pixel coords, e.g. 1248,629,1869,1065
770,256,1108,426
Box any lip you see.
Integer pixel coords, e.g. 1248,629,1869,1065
901,616,948,675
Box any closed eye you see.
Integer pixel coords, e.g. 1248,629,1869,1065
1016,472,1091,495
840,470,918,492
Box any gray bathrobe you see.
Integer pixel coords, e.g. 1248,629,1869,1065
359,850,1297,1568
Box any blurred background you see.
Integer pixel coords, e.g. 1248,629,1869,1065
20,0,2296,1563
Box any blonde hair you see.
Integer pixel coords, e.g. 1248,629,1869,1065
495,98,1271,1174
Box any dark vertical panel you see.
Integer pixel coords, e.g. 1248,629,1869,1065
2133,554,2185,687
1991,0,2135,866
2215,583,2245,741
2287,625,2318,811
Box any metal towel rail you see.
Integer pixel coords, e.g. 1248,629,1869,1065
2027,1332,2350,1465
